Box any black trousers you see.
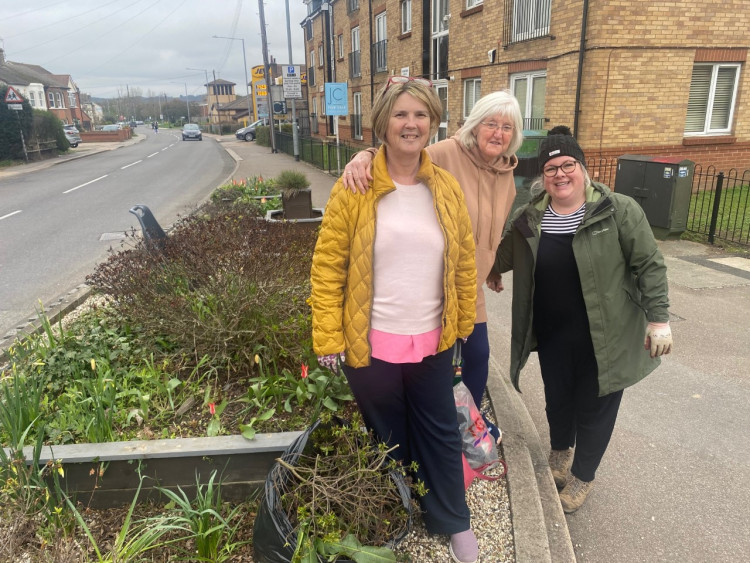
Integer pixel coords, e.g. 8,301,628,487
343,348,470,535
537,337,623,483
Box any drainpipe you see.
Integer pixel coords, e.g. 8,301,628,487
573,0,589,137
369,0,376,145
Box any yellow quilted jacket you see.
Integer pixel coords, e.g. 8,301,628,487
310,146,477,368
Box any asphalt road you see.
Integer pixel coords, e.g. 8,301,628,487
485,240,750,562
0,129,235,339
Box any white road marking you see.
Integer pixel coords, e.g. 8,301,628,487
0,210,22,221
63,175,108,194
121,160,143,169
147,152,159,158
710,256,750,273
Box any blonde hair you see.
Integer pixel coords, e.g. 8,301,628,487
458,90,524,157
371,80,442,144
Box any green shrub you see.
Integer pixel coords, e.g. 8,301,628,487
87,210,318,377
255,125,270,147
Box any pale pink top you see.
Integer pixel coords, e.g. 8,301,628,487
369,179,445,363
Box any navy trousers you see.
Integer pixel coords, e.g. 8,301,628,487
537,337,623,482
343,348,471,535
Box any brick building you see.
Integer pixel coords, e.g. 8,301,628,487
301,0,750,171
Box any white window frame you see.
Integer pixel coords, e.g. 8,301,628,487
401,0,412,34
318,44,324,67
463,78,481,118
338,34,344,59
467,0,483,8
68,91,77,108
684,63,740,136
351,27,360,53
29,91,36,107
375,12,387,43
511,70,546,126
512,0,550,43
431,0,450,80
353,92,363,140
48,92,55,108
55,92,64,108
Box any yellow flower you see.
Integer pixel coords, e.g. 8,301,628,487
90,359,96,371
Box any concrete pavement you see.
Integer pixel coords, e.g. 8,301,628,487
4,133,748,561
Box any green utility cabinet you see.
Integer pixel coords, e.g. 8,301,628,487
615,155,695,239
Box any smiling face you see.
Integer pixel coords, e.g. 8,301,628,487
473,112,512,163
384,93,432,159
542,155,587,210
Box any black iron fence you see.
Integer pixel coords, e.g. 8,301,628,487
688,166,750,246
270,132,749,247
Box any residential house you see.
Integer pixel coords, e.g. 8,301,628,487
0,48,92,130
207,78,239,125
301,0,750,171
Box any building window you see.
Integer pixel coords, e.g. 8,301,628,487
464,78,481,118
352,92,363,140
348,0,360,14
69,92,77,108
350,27,361,78
511,71,546,129
29,91,36,107
373,12,387,73
338,34,344,59
305,20,313,41
309,50,316,85
431,0,449,80
318,44,324,67
56,92,64,108
467,0,483,7
511,0,551,43
48,92,55,108
685,63,740,135
401,0,412,34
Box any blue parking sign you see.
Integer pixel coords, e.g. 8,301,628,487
325,83,348,116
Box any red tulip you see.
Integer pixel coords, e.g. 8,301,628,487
301,364,309,379
208,402,216,415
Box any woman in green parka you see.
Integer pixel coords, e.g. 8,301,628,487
492,129,673,513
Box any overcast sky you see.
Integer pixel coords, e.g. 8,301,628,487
0,0,309,99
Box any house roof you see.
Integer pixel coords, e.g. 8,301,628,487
208,78,236,85
0,59,69,88
219,95,253,110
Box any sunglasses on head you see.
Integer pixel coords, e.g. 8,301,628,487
385,75,433,90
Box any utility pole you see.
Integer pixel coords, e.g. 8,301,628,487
257,0,277,153
285,0,299,160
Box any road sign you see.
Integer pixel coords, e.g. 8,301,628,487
325,82,348,116
8,104,23,110
4,86,24,103
282,65,302,99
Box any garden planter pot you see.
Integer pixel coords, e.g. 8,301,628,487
281,188,313,219
253,420,412,563
266,208,324,224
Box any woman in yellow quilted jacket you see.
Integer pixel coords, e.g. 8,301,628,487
310,77,479,563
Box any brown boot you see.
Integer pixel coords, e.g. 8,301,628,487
548,448,574,489
559,475,594,513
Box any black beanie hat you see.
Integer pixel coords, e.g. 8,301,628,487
538,132,585,173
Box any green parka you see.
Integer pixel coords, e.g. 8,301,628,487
493,181,670,396
310,146,477,368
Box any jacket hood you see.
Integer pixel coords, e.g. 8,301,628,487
450,132,518,175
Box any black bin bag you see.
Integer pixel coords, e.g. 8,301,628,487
253,419,412,563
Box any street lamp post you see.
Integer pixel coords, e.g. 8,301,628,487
186,67,210,124
212,35,254,126
171,82,191,123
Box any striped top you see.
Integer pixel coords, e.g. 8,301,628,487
540,203,586,234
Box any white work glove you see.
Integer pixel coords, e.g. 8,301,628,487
317,352,345,371
644,322,673,358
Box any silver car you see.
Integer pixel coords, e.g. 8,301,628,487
63,124,81,148
182,123,203,141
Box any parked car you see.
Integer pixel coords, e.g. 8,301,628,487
182,123,202,141
129,121,137,128
62,124,81,148
100,124,120,132
235,119,267,141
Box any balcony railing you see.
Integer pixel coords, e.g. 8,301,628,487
503,0,551,47
347,0,360,14
349,50,361,78
523,117,546,131
372,39,387,73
